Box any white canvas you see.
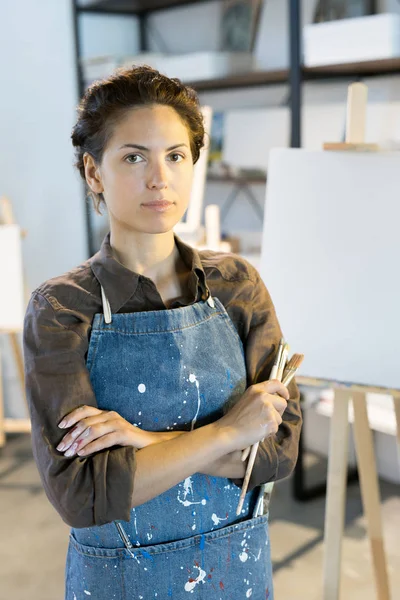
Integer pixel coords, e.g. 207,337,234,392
0,225,24,331
260,149,400,390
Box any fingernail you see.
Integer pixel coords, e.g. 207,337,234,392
64,443,77,457
56,442,65,451
58,419,68,428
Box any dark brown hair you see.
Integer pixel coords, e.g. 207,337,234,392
71,64,205,214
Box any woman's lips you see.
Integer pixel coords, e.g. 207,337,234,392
141,201,174,213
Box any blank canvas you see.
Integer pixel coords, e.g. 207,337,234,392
260,149,400,390
0,225,24,331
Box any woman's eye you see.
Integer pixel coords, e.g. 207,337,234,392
169,153,184,162
125,154,142,164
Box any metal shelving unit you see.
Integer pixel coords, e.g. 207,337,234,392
73,0,392,501
72,0,392,255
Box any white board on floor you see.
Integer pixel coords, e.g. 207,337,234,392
260,149,400,390
0,225,24,331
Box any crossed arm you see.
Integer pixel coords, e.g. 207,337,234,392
56,404,246,480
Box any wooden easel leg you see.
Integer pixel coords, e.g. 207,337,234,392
352,391,391,600
393,395,400,474
0,351,5,447
323,388,350,600
8,332,28,412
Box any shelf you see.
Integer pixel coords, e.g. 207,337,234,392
187,58,400,91
81,57,400,93
304,57,400,80
207,173,266,184
187,70,288,91
77,0,210,14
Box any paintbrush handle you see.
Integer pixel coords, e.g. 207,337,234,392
282,370,296,387
238,371,298,514
241,444,251,462
241,349,288,462
236,441,259,515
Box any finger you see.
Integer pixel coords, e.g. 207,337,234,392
270,395,288,416
260,379,290,401
58,405,103,429
264,419,279,437
241,446,251,461
57,413,114,451
64,419,124,456
76,432,123,457
63,422,115,457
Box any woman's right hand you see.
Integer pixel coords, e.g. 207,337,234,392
215,380,289,453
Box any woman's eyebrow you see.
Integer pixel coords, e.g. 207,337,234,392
118,143,188,151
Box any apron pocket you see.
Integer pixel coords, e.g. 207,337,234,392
65,533,125,600
121,514,273,599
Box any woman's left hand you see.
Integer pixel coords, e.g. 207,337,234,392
56,406,154,457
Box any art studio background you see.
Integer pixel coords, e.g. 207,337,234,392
0,1,399,599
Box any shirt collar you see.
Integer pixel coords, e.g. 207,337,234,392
90,231,209,313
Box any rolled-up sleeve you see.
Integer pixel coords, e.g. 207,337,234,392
231,268,302,490
23,291,136,528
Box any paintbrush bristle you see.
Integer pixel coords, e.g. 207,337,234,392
285,353,304,371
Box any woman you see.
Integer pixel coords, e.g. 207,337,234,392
23,65,302,599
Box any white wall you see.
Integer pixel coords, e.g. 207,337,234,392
0,0,87,292
0,0,89,418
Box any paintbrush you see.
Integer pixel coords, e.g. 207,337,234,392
251,352,305,518
277,343,290,381
269,337,285,380
241,340,287,463
236,352,304,516
282,353,304,386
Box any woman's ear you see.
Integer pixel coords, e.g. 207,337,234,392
83,152,104,194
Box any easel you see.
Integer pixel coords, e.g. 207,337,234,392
302,82,399,600
297,376,400,600
0,196,31,447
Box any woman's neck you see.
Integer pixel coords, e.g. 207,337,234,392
109,228,177,280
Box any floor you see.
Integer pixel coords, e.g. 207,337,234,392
0,433,399,600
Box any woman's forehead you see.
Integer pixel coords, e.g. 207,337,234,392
114,105,188,137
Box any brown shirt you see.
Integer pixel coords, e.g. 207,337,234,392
23,233,302,529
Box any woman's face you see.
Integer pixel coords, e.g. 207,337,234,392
87,104,194,235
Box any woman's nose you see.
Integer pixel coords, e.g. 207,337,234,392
146,162,168,190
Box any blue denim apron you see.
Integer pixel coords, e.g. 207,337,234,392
65,289,274,599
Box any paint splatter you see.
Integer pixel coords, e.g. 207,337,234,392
184,565,206,592
189,374,201,430
219,581,224,590
177,477,207,507
239,551,249,562
84,592,91,596
211,513,229,526
246,589,253,597
138,384,146,393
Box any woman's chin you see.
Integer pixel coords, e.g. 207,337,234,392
125,218,183,236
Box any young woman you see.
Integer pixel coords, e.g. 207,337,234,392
23,65,302,600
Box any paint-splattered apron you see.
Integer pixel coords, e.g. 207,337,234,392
65,289,274,599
